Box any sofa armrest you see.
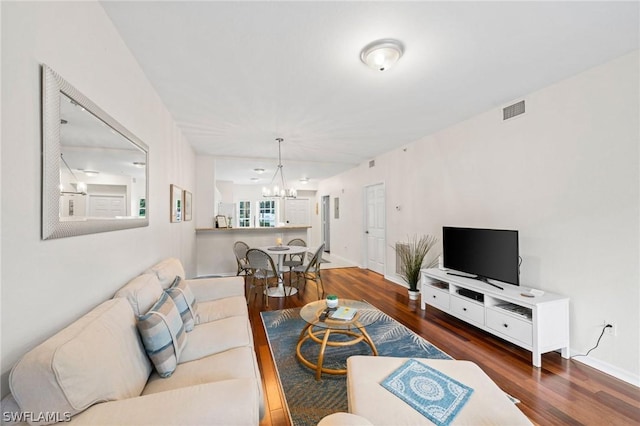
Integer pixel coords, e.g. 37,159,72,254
69,379,259,425
185,276,244,301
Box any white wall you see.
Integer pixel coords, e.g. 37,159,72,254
316,51,639,383
195,155,216,229
1,1,197,394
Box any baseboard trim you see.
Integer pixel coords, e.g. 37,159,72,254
384,274,407,287
570,351,640,387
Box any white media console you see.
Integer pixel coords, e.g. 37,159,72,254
421,268,570,367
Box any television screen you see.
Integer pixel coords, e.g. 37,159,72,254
443,227,519,286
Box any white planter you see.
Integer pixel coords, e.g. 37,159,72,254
408,290,420,301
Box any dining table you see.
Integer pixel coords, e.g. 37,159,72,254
258,245,309,297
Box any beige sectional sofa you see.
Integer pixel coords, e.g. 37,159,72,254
2,258,264,425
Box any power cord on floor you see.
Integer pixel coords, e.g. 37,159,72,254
573,324,612,358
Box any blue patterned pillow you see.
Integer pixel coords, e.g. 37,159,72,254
137,292,187,377
165,276,199,331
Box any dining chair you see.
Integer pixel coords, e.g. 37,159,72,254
282,238,306,285
233,241,253,299
291,243,326,300
246,248,280,306
233,241,251,276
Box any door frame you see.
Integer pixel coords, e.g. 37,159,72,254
321,195,331,252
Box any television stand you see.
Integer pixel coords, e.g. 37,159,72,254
446,272,504,290
422,268,569,368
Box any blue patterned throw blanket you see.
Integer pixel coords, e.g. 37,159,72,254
381,358,474,426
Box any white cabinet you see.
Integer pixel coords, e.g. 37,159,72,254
421,268,569,367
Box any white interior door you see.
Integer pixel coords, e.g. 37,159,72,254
365,183,385,274
284,198,310,226
88,195,126,217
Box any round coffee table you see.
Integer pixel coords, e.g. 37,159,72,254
296,299,378,380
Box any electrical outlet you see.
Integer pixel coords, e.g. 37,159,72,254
603,321,617,336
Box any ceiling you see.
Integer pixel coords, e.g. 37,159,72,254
101,1,639,186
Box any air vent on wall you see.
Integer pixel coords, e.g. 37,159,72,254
369,160,376,168
503,100,525,120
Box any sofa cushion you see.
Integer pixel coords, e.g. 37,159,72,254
187,276,245,301
146,257,186,289
68,380,261,426
142,346,265,419
180,316,253,363
196,296,248,323
114,273,164,317
137,293,187,378
9,299,151,425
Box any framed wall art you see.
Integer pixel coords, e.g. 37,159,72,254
215,215,228,228
184,191,192,221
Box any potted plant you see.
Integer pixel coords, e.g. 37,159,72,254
396,235,439,300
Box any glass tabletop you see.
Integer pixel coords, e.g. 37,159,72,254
299,299,379,330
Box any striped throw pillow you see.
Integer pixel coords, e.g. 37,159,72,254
137,293,187,377
165,276,199,331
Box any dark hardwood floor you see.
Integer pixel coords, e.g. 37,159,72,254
248,267,640,426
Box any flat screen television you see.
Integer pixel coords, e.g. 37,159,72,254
442,227,520,287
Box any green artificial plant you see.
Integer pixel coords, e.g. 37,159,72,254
396,234,439,291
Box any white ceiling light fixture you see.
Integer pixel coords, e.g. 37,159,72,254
262,138,296,199
360,39,404,71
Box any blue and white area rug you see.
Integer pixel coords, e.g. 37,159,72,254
261,305,451,426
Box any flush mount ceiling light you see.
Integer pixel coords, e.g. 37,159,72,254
262,138,296,199
253,168,265,174
360,39,404,71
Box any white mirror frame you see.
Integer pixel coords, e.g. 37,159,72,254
42,65,149,239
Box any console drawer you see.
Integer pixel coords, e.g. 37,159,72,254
423,286,450,311
450,295,484,326
486,309,532,346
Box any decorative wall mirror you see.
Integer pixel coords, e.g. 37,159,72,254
42,65,149,239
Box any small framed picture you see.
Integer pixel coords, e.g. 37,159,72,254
184,191,192,221
215,215,228,228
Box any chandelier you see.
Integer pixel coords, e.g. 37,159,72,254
262,138,297,199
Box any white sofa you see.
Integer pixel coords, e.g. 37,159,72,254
2,258,264,425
